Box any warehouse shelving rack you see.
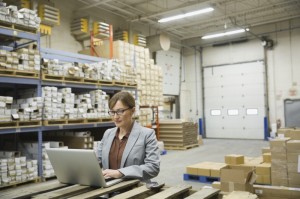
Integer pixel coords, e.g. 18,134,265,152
140,105,160,140
0,25,137,180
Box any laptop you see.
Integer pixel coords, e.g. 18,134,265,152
46,148,123,187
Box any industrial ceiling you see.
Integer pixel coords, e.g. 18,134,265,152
75,0,300,46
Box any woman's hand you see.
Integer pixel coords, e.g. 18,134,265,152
102,169,124,179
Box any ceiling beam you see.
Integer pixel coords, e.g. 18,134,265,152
76,0,114,11
181,14,300,40
162,0,297,32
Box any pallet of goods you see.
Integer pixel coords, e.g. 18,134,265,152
159,119,199,150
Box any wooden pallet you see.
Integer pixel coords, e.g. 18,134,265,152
0,23,38,34
164,143,199,150
126,82,137,87
113,80,126,86
0,179,221,199
0,120,41,128
101,117,112,122
43,119,90,126
0,177,41,190
84,78,98,84
42,74,97,85
43,119,67,126
0,69,39,78
84,118,102,123
99,80,114,86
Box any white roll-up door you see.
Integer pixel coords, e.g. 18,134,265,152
204,61,266,139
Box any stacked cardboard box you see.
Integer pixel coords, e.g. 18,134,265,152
220,165,256,193
84,40,164,107
159,119,198,147
43,87,111,120
42,86,64,120
278,128,300,140
270,138,290,186
42,59,123,82
0,48,40,72
287,140,300,187
254,184,300,199
12,97,43,121
225,154,245,165
44,131,94,149
59,87,74,119
0,5,40,29
18,8,41,29
0,96,13,122
186,162,227,177
89,90,110,118
18,142,53,177
0,151,38,186
255,163,271,185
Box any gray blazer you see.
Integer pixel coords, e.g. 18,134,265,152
97,121,160,181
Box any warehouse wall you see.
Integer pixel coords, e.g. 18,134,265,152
266,20,300,128
40,0,130,52
180,49,202,122
40,1,82,51
181,19,300,132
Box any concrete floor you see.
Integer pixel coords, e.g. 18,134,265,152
152,138,269,190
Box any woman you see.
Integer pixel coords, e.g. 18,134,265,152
98,91,160,182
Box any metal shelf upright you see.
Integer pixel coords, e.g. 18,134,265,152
0,25,43,177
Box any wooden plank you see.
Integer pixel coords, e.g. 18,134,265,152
111,185,157,199
145,185,192,199
184,188,220,199
68,180,140,199
0,180,68,199
32,184,95,199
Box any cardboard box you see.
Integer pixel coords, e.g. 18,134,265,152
222,191,258,199
263,153,271,163
287,153,299,163
262,147,271,154
225,154,245,165
220,165,256,192
186,162,211,176
254,184,300,198
289,130,300,140
288,173,300,187
287,163,298,172
255,163,271,175
255,175,271,184
210,162,227,177
287,140,300,153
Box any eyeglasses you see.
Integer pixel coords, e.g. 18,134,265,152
108,108,131,116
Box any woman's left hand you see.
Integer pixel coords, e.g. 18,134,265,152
102,169,124,179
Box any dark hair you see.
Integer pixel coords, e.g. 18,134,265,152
109,91,135,109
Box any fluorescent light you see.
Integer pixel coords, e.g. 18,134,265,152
158,7,214,23
202,29,247,39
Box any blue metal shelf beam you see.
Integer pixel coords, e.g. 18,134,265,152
0,76,40,85
0,27,40,41
41,81,100,89
0,122,114,135
41,122,115,131
41,48,105,63
0,127,40,134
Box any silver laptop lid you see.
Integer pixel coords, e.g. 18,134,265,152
46,148,107,187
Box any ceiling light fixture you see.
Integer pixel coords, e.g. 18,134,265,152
202,29,248,39
158,7,214,23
